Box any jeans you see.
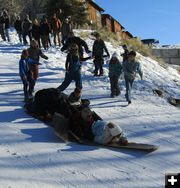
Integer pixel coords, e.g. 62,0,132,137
125,76,134,102
5,28,10,42
21,72,35,100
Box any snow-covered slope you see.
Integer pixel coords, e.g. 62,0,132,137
0,29,180,188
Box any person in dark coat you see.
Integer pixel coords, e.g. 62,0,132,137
22,15,32,45
123,50,143,104
57,44,91,92
0,11,6,41
61,32,90,60
19,49,42,102
14,16,22,43
92,33,110,76
121,44,129,63
32,19,41,48
61,18,71,46
4,14,10,42
40,18,50,50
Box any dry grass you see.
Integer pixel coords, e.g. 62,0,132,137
121,38,151,57
177,67,180,74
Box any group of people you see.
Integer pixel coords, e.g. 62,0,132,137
16,17,143,147
14,13,72,49
0,8,10,42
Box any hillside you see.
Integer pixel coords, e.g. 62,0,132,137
0,29,180,188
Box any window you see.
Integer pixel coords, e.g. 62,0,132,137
96,11,100,21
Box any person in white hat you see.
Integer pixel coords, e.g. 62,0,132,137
91,120,128,145
109,52,123,98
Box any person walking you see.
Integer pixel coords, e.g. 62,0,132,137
92,33,110,76
40,18,50,50
4,14,10,42
109,52,123,98
61,18,71,46
121,44,129,63
123,50,143,104
0,11,6,41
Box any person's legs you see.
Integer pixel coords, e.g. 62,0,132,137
18,31,22,43
125,77,134,102
110,77,115,97
57,73,73,91
5,29,10,42
21,77,29,101
74,71,82,89
27,73,35,96
114,77,120,96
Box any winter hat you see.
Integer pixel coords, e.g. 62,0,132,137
34,19,38,24
108,122,122,137
128,50,136,57
112,52,118,58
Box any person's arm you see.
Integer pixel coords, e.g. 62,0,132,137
103,41,110,56
137,62,143,80
79,37,89,53
65,54,71,72
27,57,41,65
19,59,26,77
80,56,92,62
40,50,48,60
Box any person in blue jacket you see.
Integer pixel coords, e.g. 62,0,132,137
123,50,143,104
19,49,42,102
109,52,123,98
57,43,91,92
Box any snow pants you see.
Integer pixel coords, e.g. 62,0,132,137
58,70,82,91
109,76,120,96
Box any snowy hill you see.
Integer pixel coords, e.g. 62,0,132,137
0,29,180,188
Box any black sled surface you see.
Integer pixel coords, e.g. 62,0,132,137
53,113,158,153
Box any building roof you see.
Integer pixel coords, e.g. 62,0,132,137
87,0,104,12
123,30,133,38
102,14,125,29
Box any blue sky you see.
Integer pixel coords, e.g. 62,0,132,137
95,0,180,45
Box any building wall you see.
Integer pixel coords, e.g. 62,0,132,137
151,49,180,65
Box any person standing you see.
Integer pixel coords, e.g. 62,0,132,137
61,18,71,46
22,15,32,45
121,44,129,63
123,50,143,104
14,16,23,44
4,14,10,42
19,49,42,102
27,40,48,87
92,33,110,76
0,11,6,41
32,19,41,48
109,52,123,98
40,18,50,50
50,13,62,46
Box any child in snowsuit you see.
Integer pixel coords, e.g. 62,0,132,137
92,33,110,76
123,50,143,104
57,44,91,91
19,49,42,102
109,52,123,98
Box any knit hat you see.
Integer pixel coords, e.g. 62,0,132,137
128,50,136,57
108,122,122,137
34,19,38,24
112,52,118,58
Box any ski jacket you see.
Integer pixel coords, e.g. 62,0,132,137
123,60,143,80
109,60,123,78
19,56,39,77
61,22,71,38
22,18,32,33
92,39,109,57
40,22,50,36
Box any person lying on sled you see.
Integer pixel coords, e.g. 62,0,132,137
69,107,128,145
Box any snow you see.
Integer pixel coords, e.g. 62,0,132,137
0,29,180,188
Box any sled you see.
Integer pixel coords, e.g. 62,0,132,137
53,113,158,153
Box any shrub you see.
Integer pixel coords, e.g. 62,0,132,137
121,38,151,57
